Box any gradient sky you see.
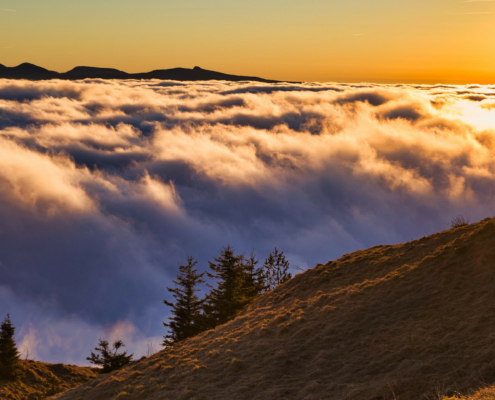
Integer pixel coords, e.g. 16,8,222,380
1,0,494,83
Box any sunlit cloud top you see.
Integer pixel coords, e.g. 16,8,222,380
1,79,495,364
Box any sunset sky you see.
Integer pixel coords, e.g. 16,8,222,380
2,0,495,367
1,0,494,83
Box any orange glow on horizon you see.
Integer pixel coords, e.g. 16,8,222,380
0,0,494,84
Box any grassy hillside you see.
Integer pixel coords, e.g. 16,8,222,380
55,217,495,400
0,360,97,400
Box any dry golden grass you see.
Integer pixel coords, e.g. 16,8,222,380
54,217,495,400
444,386,495,400
0,359,98,400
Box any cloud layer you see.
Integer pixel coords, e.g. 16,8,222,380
1,78,495,364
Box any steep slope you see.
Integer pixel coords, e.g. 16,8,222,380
55,218,495,400
0,360,97,400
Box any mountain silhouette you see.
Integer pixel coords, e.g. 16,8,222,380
0,63,280,82
1,62,59,79
64,66,129,79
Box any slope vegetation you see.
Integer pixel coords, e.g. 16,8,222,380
56,218,495,400
0,360,97,400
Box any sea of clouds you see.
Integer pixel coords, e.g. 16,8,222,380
0,78,494,364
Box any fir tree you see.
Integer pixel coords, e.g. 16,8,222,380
87,339,133,373
163,256,205,346
261,247,292,291
203,245,247,327
240,251,263,300
0,314,23,381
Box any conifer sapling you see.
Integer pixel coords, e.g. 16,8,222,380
261,247,292,291
87,339,133,373
0,314,23,381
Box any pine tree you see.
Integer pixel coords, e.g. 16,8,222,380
86,339,133,373
261,247,292,291
203,245,247,327
163,256,205,346
240,251,263,300
0,314,23,381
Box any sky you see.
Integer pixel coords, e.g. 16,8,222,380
1,79,495,363
1,0,495,83
1,0,495,367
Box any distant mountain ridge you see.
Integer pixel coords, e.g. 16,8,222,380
0,63,280,82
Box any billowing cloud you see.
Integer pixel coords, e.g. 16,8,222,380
1,79,495,364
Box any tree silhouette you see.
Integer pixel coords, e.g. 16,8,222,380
87,339,133,373
261,248,292,291
161,246,292,343
0,314,23,381
203,245,248,327
163,256,205,346
240,251,264,301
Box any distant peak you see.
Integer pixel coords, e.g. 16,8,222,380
193,66,203,70
14,63,51,72
67,66,124,73
63,66,128,79
68,66,95,71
